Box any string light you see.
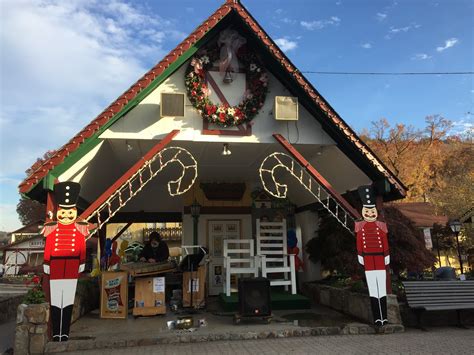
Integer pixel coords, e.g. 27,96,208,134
87,147,198,238
259,152,354,233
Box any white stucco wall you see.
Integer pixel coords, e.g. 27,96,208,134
100,62,335,146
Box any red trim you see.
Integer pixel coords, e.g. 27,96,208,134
46,191,55,223
273,133,361,220
79,130,180,220
202,71,252,136
206,72,229,105
202,122,252,136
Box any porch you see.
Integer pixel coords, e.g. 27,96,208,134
44,299,381,353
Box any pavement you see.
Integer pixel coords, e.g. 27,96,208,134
0,320,15,354
46,301,405,353
63,327,474,355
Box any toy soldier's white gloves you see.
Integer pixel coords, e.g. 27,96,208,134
43,264,50,274
358,255,364,265
384,255,390,265
79,264,85,273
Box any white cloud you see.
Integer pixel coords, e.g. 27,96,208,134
300,16,341,31
361,43,372,49
450,118,473,135
384,23,421,39
411,53,432,60
436,38,459,52
376,13,387,21
275,38,298,52
281,17,296,25
0,0,185,179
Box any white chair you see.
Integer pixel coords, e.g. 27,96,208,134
223,239,259,296
256,219,296,294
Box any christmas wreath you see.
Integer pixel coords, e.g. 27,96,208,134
185,44,269,127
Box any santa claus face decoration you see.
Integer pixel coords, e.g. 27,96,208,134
56,208,78,225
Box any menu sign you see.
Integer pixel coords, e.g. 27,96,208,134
100,271,128,319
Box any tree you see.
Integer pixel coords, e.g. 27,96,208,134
16,150,56,225
305,207,436,278
430,143,474,218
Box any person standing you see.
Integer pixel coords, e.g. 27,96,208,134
355,185,390,327
42,182,88,342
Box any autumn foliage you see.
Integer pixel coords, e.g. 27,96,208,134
360,115,473,218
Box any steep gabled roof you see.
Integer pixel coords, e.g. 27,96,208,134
10,220,44,235
19,0,407,200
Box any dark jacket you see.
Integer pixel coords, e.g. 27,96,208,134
139,241,170,262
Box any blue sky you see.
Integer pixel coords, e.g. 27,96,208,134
0,0,473,231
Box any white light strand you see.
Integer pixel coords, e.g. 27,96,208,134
87,146,197,236
259,152,354,233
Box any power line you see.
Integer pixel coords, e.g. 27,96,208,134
300,71,473,76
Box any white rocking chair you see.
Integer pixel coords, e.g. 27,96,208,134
256,218,296,294
223,239,259,297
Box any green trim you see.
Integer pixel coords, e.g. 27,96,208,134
42,173,57,191
24,33,215,198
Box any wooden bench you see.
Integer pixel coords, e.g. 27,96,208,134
403,280,474,329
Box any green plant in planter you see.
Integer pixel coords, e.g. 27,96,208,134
23,287,46,304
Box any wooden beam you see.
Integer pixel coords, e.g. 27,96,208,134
79,130,180,220
109,212,182,223
111,222,132,242
272,133,361,220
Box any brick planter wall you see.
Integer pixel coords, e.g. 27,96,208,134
301,282,403,325
14,303,50,355
14,277,100,354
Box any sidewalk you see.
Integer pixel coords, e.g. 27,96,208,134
64,327,474,355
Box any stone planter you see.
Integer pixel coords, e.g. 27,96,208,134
14,303,50,355
301,282,403,325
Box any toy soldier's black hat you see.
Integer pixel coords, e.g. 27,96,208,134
54,182,81,208
358,185,376,208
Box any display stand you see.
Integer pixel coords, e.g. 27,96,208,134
180,251,206,309
133,276,166,317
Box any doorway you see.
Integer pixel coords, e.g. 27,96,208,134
207,220,241,295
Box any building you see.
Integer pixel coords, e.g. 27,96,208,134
394,202,473,273
1,221,44,276
18,0,406,293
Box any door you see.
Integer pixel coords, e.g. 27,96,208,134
208,220,241,296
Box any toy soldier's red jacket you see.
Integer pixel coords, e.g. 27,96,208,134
355,221,389,271
43,223,88,280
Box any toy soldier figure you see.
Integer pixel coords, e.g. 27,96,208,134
355,185,390,327
42,182,88,342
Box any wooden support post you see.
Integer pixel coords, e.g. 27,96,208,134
98,226,107,270
43,190,55,340
111,222,132,242
375,194,392,294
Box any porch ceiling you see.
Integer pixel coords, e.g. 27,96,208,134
76,139,371,213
